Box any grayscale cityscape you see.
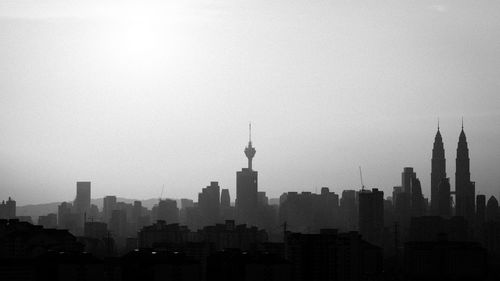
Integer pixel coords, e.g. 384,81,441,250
1,1,500,281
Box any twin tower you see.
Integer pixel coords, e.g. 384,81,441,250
431,121,475,222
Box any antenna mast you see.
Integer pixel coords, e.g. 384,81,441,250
359,166,365,190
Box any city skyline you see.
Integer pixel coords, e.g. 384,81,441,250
2,1,500,205
1,2,500,280
4,121,499,206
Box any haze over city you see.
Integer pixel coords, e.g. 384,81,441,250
1,0,500,205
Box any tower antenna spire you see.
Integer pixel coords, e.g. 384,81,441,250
461,117,464,130
244,123,256,170
438,117,440,130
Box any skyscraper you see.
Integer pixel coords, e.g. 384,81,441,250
74,181,91,216
220,189,231,208
438,178,451,217
358,188,384,246
411,177,425,217
431,124,446,214
198,181,221,225
455,122,475,223
103,195,117,223
401,167,416,194
236,124,258,225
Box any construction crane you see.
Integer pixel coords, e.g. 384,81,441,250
359,166,365,191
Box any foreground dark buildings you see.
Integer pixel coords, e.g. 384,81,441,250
2,123,500,280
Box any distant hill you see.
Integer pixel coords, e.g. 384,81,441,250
16,197,181,222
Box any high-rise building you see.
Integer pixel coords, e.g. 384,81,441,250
110,209,127,238
57,201,80,233
198,181,221,225
438,178,451,217
455,123,475,223
358,188,384,246
220,189,231,208
257,191,269,206
103,196,117,223
132,201,142,224
340,190,357,230
219,189,234,221
402,167,416,194
156,199,179,223
397,168,419,226
431,124,446,214
0,197,16,219
411,177,425,217
236,124,258,225
180,199,194,209
74,181,91,216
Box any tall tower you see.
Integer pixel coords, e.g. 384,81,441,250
455,120,475,222
245,123,256,170
236,124,258,225
431,122,446,214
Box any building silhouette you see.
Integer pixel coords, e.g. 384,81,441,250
220,189,230,208
437,178,451,217
402,167,416,194
138,220,190,248
0,219,83,258
74,181,91,216
279,188,340,233
0,197,16,219
236,125,258,226
220,189,235,222
394,168,423,229
409,216,470,242
155,199,179,224
84,221,108,239
411,177,425,217
340,190,358,230
431,124,446,214
285,229,382,281
103,195,117,223
38,213,57,229
476,194,486,226
404,234,487,281
358,188,384,246
486,196,498,222
198,181,221,226
455,123,475,223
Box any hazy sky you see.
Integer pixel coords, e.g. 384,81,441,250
1,0,499,205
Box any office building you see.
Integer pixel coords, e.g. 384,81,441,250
74,181,91,214
103,196,117,223
358,188,384,246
